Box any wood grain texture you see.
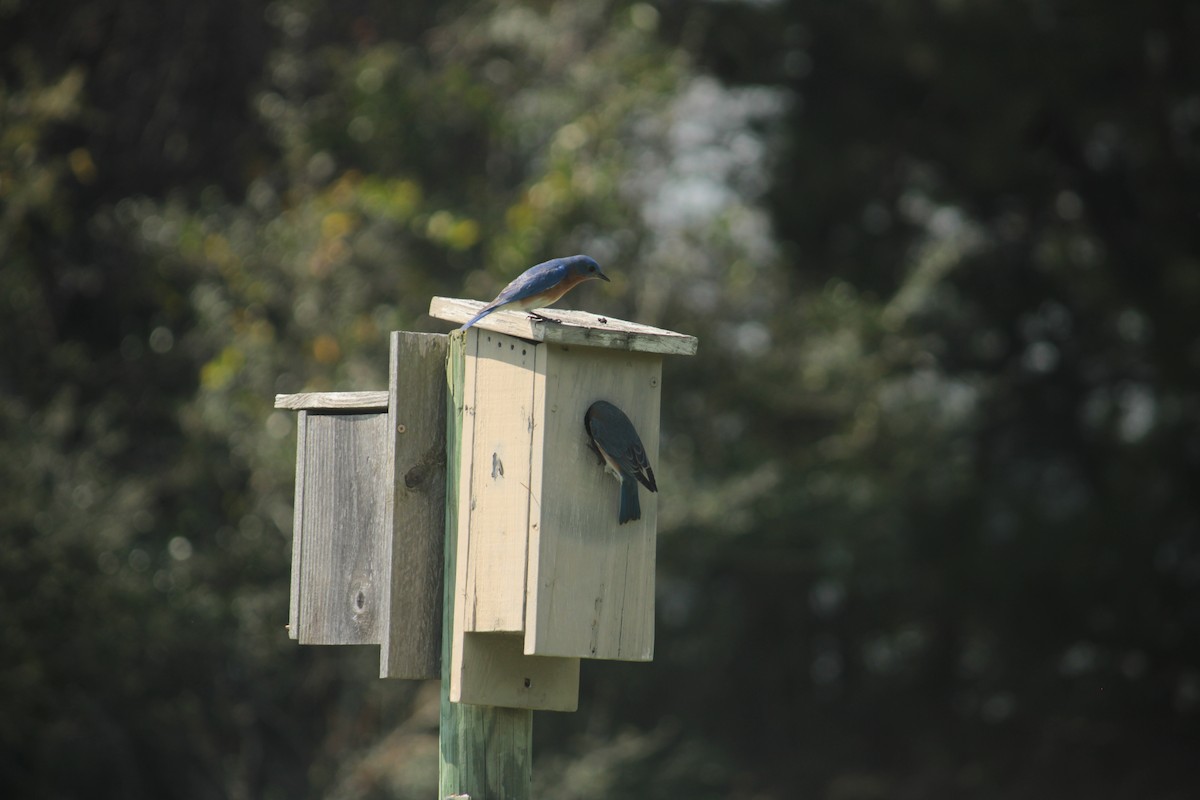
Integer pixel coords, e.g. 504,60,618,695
456,633,579,711
296,412,388,645
460,329,538,633
525,346,661,661
449,329,582,711
441,331,535,800
274,391,389,411
379,332,447,679
428,296,698,357
288,410,306,640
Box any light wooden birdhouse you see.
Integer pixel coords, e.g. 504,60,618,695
428,298,698,711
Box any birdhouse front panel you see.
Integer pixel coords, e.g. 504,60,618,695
525,345,661,661
457,330,541,634
294,410,389,645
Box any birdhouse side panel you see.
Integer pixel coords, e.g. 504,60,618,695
296,412,389,645
288,410,307,640
458,330,539,633
525,346,661,661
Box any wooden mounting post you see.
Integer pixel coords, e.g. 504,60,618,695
440,330,532,799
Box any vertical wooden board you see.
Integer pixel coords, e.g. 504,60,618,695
525,346,662,661
459,329,538,633
297,412,388,645
380,331,448,679
442,331,535,800
453,634,580,712
288,410,307,640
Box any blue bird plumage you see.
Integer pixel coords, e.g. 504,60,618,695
585,400,657,525
460,254,610,330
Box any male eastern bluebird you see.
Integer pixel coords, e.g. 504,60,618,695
584,400,658,525
460,254,609,330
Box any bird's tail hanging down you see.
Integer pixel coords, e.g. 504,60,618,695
619,475,641,524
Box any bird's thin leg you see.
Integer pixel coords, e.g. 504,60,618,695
527,311,561,323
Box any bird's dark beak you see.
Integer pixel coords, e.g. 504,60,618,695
597,271,611,282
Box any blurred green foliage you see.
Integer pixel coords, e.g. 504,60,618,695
2,0,1198,797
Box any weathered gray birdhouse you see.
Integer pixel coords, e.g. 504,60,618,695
274,333,448,680
275,302,696,713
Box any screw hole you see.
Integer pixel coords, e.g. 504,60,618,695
523,678,531,688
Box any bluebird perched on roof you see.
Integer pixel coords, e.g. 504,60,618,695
584,400,658,525
460,254,609,330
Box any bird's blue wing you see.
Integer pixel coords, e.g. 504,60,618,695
493,259,568,304
589,405,656,491
628,441,657,492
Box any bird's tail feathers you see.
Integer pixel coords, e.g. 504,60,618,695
460,305,496,330
618,475,641,524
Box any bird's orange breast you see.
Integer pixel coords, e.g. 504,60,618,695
510,273,591,310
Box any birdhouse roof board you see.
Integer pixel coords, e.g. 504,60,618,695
428,297,698,357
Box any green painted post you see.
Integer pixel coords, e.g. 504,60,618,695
439,331,533,799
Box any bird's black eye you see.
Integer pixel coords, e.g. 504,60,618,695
588,264,596,271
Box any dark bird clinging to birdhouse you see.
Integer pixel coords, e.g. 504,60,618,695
584,400,657,524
